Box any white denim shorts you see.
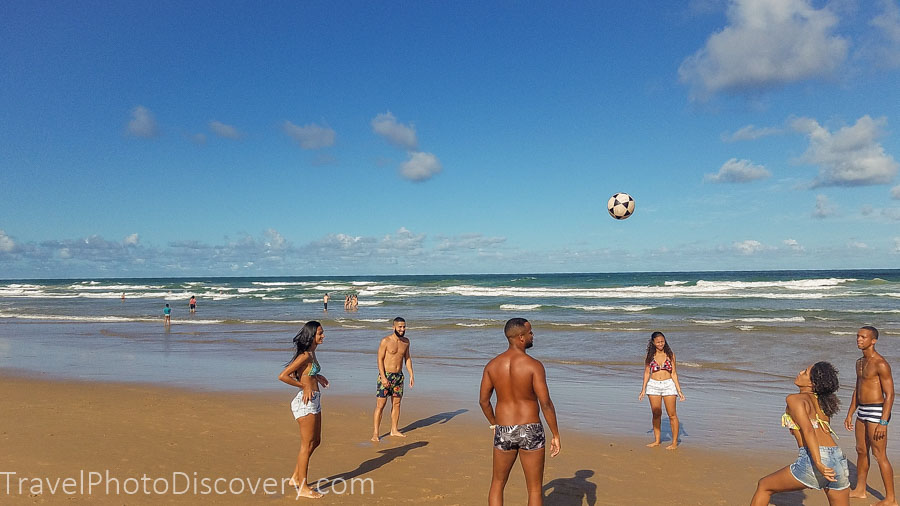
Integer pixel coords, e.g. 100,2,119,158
290,390,321,419
645,378,678,396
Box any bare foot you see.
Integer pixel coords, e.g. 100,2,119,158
390,431,406,438
871,499,898,506
666,443,678,450
646,441,660,448
849,488,867,499
371,434,380,442
296,486,323,499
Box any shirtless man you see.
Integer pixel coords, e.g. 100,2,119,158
844,325,897,506
371,317,414,441
479,318,560,506
323,293,329,311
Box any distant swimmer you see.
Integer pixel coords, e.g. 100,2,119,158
323,293,329,312
845,326,897,505
751,362,848,505
189,295,196,314
479,318,560,506
163,304,171,326
638,331,685,449
121,292,125,302
372,317,414,441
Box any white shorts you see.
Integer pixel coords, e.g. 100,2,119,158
290,390,321,419
645,378,677,397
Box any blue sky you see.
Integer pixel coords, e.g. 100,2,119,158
2,0,900,278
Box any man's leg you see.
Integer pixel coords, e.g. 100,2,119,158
851,417,871,498
372,397,388,441
867,421,898,506
390,396,405,437
519,448,546,506
489,448,518,506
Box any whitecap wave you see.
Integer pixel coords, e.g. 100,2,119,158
500,304,542,310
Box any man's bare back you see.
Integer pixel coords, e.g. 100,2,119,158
483,350,543,425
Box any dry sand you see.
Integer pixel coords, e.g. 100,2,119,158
0,372,890,505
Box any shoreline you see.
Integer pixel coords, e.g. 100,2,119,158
5,370,897,504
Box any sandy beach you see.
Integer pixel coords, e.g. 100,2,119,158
3,371,886,505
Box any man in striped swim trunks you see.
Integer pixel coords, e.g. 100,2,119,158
844,325,897,505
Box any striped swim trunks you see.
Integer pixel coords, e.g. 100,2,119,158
857,403,884,424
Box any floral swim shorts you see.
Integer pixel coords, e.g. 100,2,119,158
376,371,404,398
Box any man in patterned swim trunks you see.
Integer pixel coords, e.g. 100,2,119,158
479,318,561,505
372,317,415,441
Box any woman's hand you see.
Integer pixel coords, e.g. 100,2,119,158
814,461,837,482
638,390,645,401
301,389,312,405
678,391,686,402
317,375,329,388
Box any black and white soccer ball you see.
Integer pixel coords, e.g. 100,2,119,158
607,192,635,220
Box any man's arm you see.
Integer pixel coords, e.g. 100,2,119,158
532,361,561,457
404,341,414,388
478,367,496,425
876,360,895,441
377,338,388,385
845,385,859,431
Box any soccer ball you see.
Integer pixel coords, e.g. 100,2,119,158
607,193,635,220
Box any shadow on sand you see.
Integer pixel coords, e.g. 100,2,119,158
543,469,597,506
317,441,429,491
378,409,469,439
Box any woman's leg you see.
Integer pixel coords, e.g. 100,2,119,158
293,413,323,498
663,395,679,449
647,395,662,447
824,486,850,506
751,465,805,506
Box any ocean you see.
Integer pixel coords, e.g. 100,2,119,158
2,270,899,451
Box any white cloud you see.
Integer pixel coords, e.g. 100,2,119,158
679,0,848,98
892,185,900,199
869,0,900,67
0,230,15,252
722,124,783,142
813,194,836,218
894,237,900,253
734,239,766,254
848,241,869,250
123,233,139,246
283,121,336,150
263,229,286,250
209,121,241,139
191,133,207,144
127,106,159,138
400,152,442,182
705,158,771,183
371,112,418,150
436,234,506,251
792,115,899,187
783,238,804,252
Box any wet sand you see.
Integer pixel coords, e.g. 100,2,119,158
5,371,892,505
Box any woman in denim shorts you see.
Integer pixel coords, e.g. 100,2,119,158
751,361,850,505
638,332,686,449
